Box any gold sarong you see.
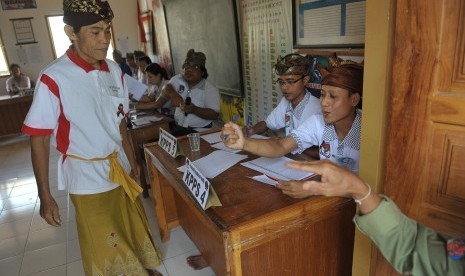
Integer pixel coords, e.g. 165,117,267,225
68,152,162,276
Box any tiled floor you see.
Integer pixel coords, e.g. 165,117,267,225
0,135,215,276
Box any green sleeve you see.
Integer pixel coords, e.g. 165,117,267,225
354,196,464,275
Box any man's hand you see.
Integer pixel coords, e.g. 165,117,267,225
183,103,196,114
276,180,314,198
39,195,62,227
221,121,245,150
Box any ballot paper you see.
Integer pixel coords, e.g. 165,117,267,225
241,156,315,181
210,142,241,153
132,115,163,126
178,150,248,178
124,74,148,101
200,131,222,144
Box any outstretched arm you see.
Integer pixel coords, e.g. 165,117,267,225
222,121,298,157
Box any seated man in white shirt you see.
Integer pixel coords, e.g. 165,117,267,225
6,63,31,96
223,61,364,178
248,54,321,137
163,49,220,136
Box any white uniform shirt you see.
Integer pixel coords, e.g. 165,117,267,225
23,48,131,194
290,109,362,173
6,74,31,92
265,92,321,136
169,74,220,128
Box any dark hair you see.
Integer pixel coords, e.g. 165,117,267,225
138,56,152,65
9,63,20,71
133,50,145,59
145,63,168,80
72,25,82,34
200,65,208,79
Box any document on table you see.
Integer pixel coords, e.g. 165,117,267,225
210,142,241,153
132,115,163,126
200,131,222,144
178,150,248,179
124,74,147,101
242,156,315,181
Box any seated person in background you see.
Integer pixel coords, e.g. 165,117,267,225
6,63,31,95
279,160,464,275
223,60,363,176
126,53,139,78
135,63,173,116
164,49,220,136
112,49,132,76
248,53,321,137
137,56,152,85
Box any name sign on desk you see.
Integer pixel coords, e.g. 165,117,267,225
183,158,210,209
159,128,177,157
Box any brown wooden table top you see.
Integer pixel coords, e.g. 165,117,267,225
146,132,353,231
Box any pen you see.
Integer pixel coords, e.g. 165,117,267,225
223,114,239,141
246,115,252,137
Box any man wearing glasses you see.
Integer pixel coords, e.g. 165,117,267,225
247,54,321,137
162,49,220,136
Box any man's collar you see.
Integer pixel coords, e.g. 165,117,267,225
66,46,110,73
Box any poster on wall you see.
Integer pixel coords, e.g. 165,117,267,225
152,0,174,77
293,0,365,48
1,0,37,10
239,0,292,124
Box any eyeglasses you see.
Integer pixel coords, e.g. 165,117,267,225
274,76,305,87
182,62,201,71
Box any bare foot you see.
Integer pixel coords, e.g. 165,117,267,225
147,269,163,276
186,255,208,270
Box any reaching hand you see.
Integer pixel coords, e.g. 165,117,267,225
276,180,314,198
221,121,245,150
282,159,366,199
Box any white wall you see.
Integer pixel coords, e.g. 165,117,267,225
0,0,139,95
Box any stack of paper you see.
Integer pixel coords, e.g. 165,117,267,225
200,131,222,144
242,156,315,181
178,150,248,179
132,115,163,126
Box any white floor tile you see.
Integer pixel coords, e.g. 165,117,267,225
67,260,85,276
10,183,38,198
66,238,81,263
0,186,12,200
0,255,23,276
3,193,37,210
162,226,198,260
21,242,67,276
0,234,28,260
0,204,35,224
0,217,31,241
26,225,68,252
29,265,67,276
163,249,216,276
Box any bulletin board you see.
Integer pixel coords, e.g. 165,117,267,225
163,0,243,97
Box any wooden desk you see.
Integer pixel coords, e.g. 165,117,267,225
0,95,33,136
145,136,356,276
128,114,173,197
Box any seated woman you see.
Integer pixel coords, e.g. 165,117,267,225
135,63,172,115
6,63,31,96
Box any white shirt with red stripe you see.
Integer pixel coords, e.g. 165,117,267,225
23,48,131,195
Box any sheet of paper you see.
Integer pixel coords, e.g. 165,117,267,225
178,150,248,178
241,156,315,180
132,115,163,126
200,131,222,144
250,134,270,139
249,174,278,186
211,142,241,153
124,74,147,101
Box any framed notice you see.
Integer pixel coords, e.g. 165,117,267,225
293,0,365,48
1,0,37,10
10,18,37,45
